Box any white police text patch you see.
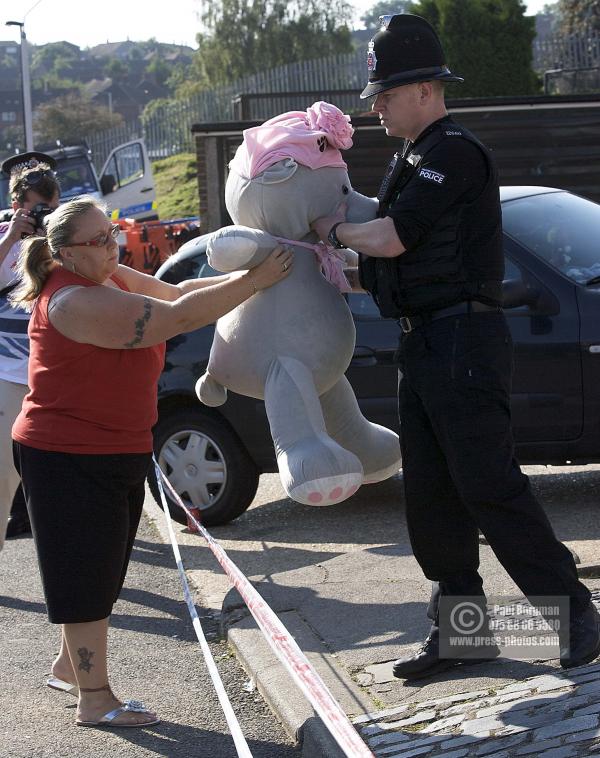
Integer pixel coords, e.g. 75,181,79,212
418,167,446,184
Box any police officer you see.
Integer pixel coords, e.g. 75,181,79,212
312,14,599,679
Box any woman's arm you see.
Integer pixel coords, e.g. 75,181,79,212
114,263,233,302
49,247,293,349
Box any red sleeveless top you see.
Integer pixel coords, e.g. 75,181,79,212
12,266,166,454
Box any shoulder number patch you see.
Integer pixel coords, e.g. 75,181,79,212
418,167,446,184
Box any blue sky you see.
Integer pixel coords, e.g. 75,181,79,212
5,1,550,50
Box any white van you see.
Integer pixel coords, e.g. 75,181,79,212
0,139,157,222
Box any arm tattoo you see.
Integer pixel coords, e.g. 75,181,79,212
77,647,94,673
124,297,152,348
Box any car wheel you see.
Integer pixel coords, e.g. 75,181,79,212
150,407,259,526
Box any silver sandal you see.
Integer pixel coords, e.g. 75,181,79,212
46,675,79,697
77,699,160,728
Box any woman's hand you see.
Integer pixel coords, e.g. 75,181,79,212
247,245,293,291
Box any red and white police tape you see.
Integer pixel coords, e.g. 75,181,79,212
155,463,253,757
153,459,375,758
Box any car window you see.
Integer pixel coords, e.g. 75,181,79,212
502,191,600,284
504,254,520,280
196,255,220,279
55,157,97,199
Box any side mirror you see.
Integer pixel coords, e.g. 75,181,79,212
100,174,116,195
502,278,541,309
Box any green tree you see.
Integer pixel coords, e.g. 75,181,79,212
146,55,170,86
193,0,354,86
536,3,563,35
34,94,123,144
30,42,83,90
104,58,129,82
411,0,539,97
361,1,414,28
558,0,600,32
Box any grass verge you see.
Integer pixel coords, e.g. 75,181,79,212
152,152,199,220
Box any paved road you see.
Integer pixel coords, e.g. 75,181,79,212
144,463,600,755
0,491,300,758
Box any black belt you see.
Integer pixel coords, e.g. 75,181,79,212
398,301,502,334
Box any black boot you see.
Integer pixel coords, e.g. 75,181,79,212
393,627,461,680
560,602,600,669
392,625,499,681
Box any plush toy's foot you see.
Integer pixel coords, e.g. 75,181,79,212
362,458,402,484
289,472,363,506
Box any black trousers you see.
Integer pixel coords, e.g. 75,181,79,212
397,312,590,621
13,442,151,624
9,483,27,519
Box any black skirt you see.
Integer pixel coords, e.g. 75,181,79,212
13,442,151,624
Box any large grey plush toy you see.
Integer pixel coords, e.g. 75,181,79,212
196,102,401,505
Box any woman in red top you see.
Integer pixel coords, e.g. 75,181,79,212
10,196,292,728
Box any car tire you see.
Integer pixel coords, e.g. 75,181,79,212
149,407,259,526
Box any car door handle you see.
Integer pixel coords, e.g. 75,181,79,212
140,187,154,193
351,347,377,367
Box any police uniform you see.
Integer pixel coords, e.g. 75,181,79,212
355,14,598,677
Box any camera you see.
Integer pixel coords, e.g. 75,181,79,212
29,202,54,233
19,202,53,239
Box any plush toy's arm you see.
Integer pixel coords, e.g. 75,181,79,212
207,225,280,273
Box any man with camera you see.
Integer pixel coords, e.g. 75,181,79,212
0,152,60,547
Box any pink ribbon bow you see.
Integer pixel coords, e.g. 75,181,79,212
275,237,351,293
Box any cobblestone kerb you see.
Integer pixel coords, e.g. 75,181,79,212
354,593,600,757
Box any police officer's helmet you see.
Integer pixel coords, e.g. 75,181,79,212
360,14,463,99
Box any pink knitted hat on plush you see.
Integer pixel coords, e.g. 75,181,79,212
229,101,354,179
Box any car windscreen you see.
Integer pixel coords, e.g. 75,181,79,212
0,173,10,213
55,157,99,199
502,191,600,285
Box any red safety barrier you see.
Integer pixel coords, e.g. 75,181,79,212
118,217,201,275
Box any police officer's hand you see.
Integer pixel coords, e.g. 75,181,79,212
311,202,347,244
4,208,35,243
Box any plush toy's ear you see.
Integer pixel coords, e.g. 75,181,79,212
207,225,279,272
255,158,298,185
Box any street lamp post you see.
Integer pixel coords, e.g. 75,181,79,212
5,20,34,151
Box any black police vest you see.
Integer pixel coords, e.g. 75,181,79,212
359,121,504,318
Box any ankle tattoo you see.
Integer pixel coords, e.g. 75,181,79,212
79,684,111,693
77,647,95,673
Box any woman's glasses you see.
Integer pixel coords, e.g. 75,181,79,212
71,223,121,248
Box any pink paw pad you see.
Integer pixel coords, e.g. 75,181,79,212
329,487,344,500
308,492,324,504
346,485,359,497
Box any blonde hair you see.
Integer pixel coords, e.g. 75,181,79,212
10,195,107,312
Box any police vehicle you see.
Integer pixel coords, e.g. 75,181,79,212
0,140,157,222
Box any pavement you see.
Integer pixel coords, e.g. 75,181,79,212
145,463,600,757
0,488,298,758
